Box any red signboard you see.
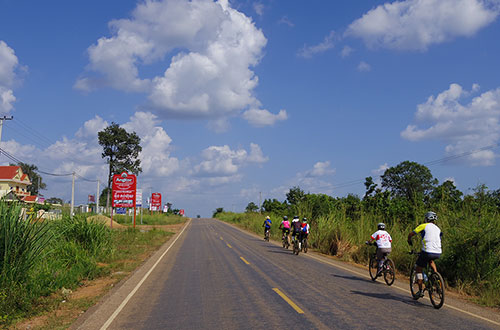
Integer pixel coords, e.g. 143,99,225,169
179,209,185,216
151,193,162,211
112,172,137,208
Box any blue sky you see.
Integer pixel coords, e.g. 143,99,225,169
1,0,500,216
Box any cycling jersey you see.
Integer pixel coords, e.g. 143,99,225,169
301,223,310,234
291,219,301,234
263,219,272,228
370,230,392,249
281,220,290,229
413,222,442,254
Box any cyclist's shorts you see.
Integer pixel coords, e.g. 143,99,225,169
291,230,300,236
282,228,290,234
376,248,391,260
416,251,441,268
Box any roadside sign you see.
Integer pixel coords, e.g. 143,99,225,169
116,207,126,214
88,194,95,203
179,209,185,216
136,189,142,207
151,193,161,210
112,172,137,208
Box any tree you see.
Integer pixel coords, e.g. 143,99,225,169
430,180,463,209
46,197,63,205
212,207,224,218
99,187,110,207
98,123,142,209
286,186,306,205
381,161,437,201
262,198,288,214
11,162,46,195
245,202,259,213
363,176,377,199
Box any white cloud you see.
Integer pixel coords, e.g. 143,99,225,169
340,45,354,58
297,31,336,58
0,41,19,113
372,163,389,176
305,161,335,177
278,16,294,27
242,108,287,127
193,143,268,184
346,0,500,51
401,83,500,166
76,0,279,127
253,2,264,16
357,61,371,72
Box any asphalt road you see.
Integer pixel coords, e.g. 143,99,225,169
76,218,500,329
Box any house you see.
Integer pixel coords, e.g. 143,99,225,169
0,165,33,200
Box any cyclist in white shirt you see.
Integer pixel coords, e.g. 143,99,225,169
366,223,392,276
408,211,442,298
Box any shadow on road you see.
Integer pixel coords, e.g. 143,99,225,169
351,290,434,309
332,274,373,284
267,249,294,255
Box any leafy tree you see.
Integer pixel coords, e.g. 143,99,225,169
98,123,142,209
430,180,463,209
11,162,46,195
363,176,377,199
262,198,288,214
381,161,437,201
286,186,306,205
212,207,224,218
99,187,110,207
245,202,259,213
46,197,63,205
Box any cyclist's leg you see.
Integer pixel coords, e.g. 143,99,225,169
415,252,428,293
427,253,440,273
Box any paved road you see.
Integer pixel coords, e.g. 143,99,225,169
76,218,500,329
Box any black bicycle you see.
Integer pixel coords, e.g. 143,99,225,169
409,251,445,309
301,235,308,253
264,228,270,241
367,242,395,286
292,234,300,255
282,231,290,249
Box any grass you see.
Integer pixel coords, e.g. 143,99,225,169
112,213,185,226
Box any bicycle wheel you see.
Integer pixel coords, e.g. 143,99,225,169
383,258,395,286
265,230,269,242
409,267,420,300
282,236,286,248
294,240,300,255
369,255,378,281
303,238,308,253
429,272,445,309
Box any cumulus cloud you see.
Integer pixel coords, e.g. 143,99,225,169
253,2,265,16
193,143,268,184
298,31,337,58
340,45,354,58
278,16,294,27
305,161,336,177
401,83,500,166
76,0,283,127
372,163,389,176
357,61,371,72
346,0,500,51
242,108,287,127
0,41,19,113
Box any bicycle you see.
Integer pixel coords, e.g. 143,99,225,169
282,231,290,249
264,228,270,241
301,235,308,253
366,242,395,286
292,234,300,255
409,251,445,309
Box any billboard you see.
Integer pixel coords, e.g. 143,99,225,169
179,209,185,216
112,172,137,208
136,189,142,207
151,193,162,211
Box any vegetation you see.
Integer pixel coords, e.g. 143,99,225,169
217,161,500,307
113,213,185,226
0,202,174,326
10,162,46,195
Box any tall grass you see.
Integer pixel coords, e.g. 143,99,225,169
113,213,185,226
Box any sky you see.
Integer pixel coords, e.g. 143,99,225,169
1,0,500,217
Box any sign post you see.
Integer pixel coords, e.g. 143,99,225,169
112,172,137,228
151,193,162,214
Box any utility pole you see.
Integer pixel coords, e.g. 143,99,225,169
0,116,13,143
70,172,75,218
96,180,100,214
259,191,262,214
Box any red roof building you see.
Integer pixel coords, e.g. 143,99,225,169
0,166,33,200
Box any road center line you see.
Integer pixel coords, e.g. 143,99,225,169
226,243,232,248
100,220,190,330
273,288,304,314
240,256,250,265
220,236,223,240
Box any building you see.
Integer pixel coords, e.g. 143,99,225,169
0,165,34,201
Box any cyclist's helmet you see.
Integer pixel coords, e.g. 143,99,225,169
302,217,307,222
293,216,299,219
425,211,437,222
283,216,288,220
266,215,270,219
377,222,385,230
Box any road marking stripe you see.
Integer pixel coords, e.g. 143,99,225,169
307,254,500,327
273,288,304,314
100,220,190,330
220,236,223,240
227,243,232,248
240,256,250,264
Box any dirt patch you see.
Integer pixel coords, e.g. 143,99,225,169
88,215,126,229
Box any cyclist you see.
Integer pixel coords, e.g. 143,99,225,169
291,216,302,248
408,211,442,298
366,223,392,276
279,216,291,243
300,217,310,244
262,215,272,239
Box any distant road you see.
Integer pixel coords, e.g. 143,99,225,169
76,218,500,329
